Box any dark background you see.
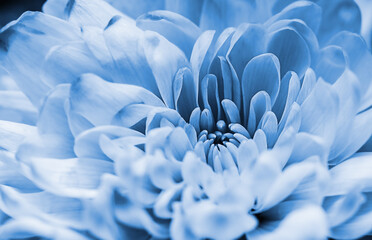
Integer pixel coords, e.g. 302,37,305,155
0,0,45,27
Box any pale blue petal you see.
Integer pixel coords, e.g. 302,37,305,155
102,17,160,95
267,27,310,78
41,41,109,87
146,108,185,133
273,71,300,124
26,157,113,198
0,185,84,228
0,120,36,153
42,0,69,19
296,68,316,105
259,111,278,148
331,108,372,163
199,0,271,32
200,74,221,120
0,90,37,125
327,152,372,196
242,54,280,124
258,157,327,212
105,0,165,19
17,133,75,160
165,0,203,25
69,73,163,126
170,202,198,240
173,67,198,120
38,84,73,138
315,46,346,84
0,150,39,193
164,127,193,161
185,200,257,239
190,30,215,100
0,217,89,240
237,140,258,173
324,188,366,227
64,0,133,28
74,126,143,160
330,193,372,239
253,129,268,153
248,205,328,240
115,197,170,238
317,0,361,46
220,57,242,109
137,10,201,58
329,69,361,160
266,1,322,33
329,31,372,111
221,99,241,124
247,91,271,135
227,24,266,79
142,30,189,109
300,79,339,148
288,132,328,165
250,151,281,204
0,12,80,106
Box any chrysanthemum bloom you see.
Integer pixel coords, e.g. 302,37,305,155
0,0,372,239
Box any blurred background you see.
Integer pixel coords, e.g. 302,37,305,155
0,0,45,27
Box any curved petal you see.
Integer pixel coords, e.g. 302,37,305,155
248,205,328,240
0,12,80,106
137,10,201,58
185,200,257,240
64,0,133,28
242,53,281,121
266,1,322,33
141,30,189,109
316,0,361,46
199,0,271,32
74,126,143,160
330,193,372,239
327,152,372,196
0,90,37,125
266,27,310,78
0,120,36,153
0,217,89,240
26,157,114,198
69,73,163,126
227,24,266,79
104,0,165,19
299,79,339,148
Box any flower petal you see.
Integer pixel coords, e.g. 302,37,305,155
330,193,372,239
266,1,322,33
64,0,133,28
25,157,114,198
267,27,310,78
0,120,36,153
0,90,37,125
242,53,280,123
137,10,201,58
142,30,189,109
227,24,266,79
248,205,328,240
69,73,163,126
300,79,339,148
0,12,80,106
186,200,257,240
327,152,372,196
316,0,361,46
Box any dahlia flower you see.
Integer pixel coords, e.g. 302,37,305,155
0,0,371,239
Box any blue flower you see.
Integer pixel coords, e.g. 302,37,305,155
0,0,372,239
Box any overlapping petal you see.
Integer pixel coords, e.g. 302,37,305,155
0,0,371,239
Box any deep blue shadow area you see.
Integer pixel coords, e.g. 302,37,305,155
0,0,45,27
